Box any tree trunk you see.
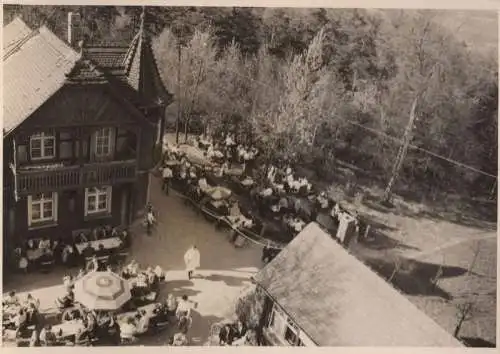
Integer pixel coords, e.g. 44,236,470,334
175,42,182,144
453,303,472,338
383,96,419,203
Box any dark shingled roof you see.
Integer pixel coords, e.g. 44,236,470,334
84,46,128,69
3,11,173,137
253,222,463,347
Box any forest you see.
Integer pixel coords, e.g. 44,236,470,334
4,5,498,204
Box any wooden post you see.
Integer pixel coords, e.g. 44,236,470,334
383,96,419,203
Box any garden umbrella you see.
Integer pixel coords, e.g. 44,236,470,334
73,271,131,310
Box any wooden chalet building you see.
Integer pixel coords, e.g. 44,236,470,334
2,13,172,258
249,222,463,347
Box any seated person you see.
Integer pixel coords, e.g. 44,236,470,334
127,260,139,277
135,272,149,289
11,308,28,334
76,232,88,244
154,265,165,282
61,307,83,322
26,302,40,325
77,268,86,279
260,187,273,198
62,275,74,291
3,291,20,306
74,327,90,346
57,290,75,309
90,229,100,241
151,303,169,325
86,255,99,272
26,239,36,250
145,267,157,286
96,311,112,327
95,243,107,257
166,294,178,315
37,237,50,250
171,331,188,346
111,227,119,238
24,293,40,309
39,325,57,346
135,310,151,335
81,243,95,259
120,317,137,341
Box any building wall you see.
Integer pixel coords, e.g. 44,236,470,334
256,289,317,347
12,184,132,243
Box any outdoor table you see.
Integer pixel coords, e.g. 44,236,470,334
53,319,85,338
165,160,180,167
75,237,122,254
26,249,44,261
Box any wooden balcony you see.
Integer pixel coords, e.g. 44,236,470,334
13,160,137,196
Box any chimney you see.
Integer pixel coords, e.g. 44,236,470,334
67,12,81,46
67,12,73,45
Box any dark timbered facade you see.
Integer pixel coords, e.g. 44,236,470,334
3,14,172,259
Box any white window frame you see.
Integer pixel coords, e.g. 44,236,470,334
85,186,112,215
30,132,55,160
95,128,113,157
268,303,303,346
28,192,58,226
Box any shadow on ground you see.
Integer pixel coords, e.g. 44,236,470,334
359,255,473,300
161,280,201,299
201,274,251,287
189,311,226,346
460,336,496,347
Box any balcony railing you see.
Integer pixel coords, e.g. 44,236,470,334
14,160,137,196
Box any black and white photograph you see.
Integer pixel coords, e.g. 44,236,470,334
1,2,497,348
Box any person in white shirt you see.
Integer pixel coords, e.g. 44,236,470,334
62,244,74,266
145,207,156,236
184,246,200,280
137,310,153,335
176,295,192,320
162,166,173,195
4,291,20,306
120,317,137,342
38,237,51,250
154,265,165,282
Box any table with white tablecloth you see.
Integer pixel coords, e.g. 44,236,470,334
75,237,122,254
52,319,85,338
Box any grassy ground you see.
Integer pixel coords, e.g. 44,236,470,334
166,133,497,346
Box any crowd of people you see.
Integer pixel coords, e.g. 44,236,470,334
11,226,131,274
162,131,365,256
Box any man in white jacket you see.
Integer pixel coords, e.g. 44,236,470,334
184,245,200,280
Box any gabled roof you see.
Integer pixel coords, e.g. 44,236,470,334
253,222,463,347
3,17,32,54
3,24,80,136
121,10,172,104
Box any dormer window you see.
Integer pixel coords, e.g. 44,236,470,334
30,132,55,160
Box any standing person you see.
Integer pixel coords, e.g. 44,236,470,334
183,245,200,280
162,165,173,195
145,204,156,236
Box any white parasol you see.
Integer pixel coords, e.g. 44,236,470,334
73,271,131,310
